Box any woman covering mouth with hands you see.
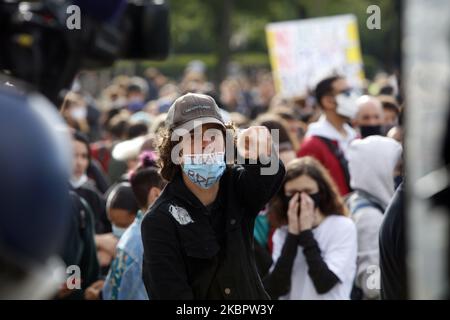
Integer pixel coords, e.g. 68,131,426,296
264,156,357,300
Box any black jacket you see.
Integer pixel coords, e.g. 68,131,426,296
75,183,111,234
141,161,285,300
379,182,407,299
58,191,100,300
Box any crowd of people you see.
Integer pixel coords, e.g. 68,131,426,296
57,61,405,300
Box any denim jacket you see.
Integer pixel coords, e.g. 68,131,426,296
102,211,149,300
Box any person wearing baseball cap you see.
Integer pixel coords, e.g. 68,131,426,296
165,92,226,132
141,92,285,299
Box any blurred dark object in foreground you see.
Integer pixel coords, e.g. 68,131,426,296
0,82,72,299
0,0,170,105
0,0,170,299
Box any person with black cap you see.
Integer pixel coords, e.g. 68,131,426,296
141,92,285,299
106,182,140,239
101,152,165,300
95,182,139,275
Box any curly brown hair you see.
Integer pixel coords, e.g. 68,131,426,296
158,123,237,182
268,156,348,227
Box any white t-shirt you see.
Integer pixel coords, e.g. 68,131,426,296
272,215,357,300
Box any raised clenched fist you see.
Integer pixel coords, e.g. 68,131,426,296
237,126,273,161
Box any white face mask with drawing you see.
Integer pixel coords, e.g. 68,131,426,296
182,152,226,189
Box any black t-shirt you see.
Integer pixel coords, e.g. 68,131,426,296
205,194,226,247
204,191,227,298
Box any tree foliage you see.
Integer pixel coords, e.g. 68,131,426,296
169,0,400,79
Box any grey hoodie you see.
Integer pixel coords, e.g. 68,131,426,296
346,136,402,299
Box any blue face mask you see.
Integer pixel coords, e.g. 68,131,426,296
127,101,145,113
112,224,127,238
182,152,226,189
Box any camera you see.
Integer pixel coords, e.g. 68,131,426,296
0,0,170,105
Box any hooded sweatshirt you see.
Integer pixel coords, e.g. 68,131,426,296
298,115,357,195
346,136,402,299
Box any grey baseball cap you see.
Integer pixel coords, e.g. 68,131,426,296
166,92,225,133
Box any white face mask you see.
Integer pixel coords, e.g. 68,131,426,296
182,152,226,189
335,91,360,119
70,174,88,189
112,97,127,109
112,225,127,238
70,107,87,120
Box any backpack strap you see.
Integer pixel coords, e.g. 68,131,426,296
352,199,383,214
316,136,352,192
348,192,385,215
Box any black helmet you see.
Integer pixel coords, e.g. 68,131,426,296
0,82,72,299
